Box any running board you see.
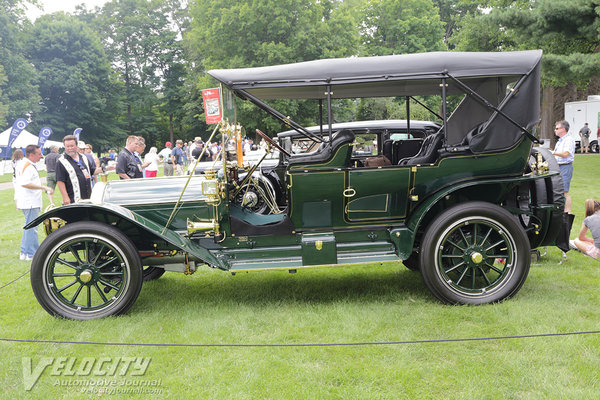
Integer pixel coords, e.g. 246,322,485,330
227,251,401,272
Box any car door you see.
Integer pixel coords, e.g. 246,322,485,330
344,166,411,222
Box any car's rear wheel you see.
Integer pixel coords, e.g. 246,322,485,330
31,221,143,320
420,202,530,304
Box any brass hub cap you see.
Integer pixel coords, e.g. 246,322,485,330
471,252,483,264
79,270,93,283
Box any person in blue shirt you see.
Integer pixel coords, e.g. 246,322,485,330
170,140,185,176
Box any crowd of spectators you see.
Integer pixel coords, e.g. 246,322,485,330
8,133,273,261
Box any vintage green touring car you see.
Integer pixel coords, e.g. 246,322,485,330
27,50,565,319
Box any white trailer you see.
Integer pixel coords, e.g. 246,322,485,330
564,96,600,153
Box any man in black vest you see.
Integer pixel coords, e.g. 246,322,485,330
55,135,92,205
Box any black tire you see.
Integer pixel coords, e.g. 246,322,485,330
420,202,530,304
142,266,165,282
590,140,598,153
30,221,143,320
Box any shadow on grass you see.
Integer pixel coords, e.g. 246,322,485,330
136,265,430,309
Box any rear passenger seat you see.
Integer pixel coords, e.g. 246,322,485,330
383,138,424,164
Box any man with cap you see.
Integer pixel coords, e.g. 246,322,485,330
159,141,173,176
192,138,210,162
77,140,99,185
579,122,591,154
171,140,185,176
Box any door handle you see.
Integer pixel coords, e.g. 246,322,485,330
343,187,356,197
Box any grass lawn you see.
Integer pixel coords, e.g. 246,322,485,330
1,155,599,399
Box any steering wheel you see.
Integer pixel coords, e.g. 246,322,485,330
256,129,291,157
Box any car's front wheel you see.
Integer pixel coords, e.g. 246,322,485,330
420,202,530,304
31,221,143,320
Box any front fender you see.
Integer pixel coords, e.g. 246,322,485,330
25,202,228,269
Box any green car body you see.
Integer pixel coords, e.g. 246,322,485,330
27,50,564,319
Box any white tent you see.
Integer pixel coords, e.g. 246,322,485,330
0,127,63,149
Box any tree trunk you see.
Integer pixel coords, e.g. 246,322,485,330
125,63,132,135
169,113,174,144
127,103,132,134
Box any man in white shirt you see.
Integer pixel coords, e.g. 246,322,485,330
552,120,575,213
15,144,53,260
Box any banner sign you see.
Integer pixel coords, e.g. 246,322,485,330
201,88,222,124
73,128,82,141
7,118,28,148
37,127,53,148
2,118,28,158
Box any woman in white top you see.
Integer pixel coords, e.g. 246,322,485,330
144,146,160,177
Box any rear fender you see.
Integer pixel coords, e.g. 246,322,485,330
404,173,561,252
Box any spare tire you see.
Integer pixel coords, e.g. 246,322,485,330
532,147,564,208
531,147,564,246
507,147,564,248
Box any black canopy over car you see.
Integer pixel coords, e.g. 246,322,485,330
209,50,542,154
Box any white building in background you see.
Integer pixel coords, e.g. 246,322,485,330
564,96,600,153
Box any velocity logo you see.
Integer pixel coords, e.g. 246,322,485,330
22,357,151,391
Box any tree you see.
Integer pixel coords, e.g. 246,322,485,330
186,0,359,135
25,13,123,149
359,0,446,56
450,0,600,141
432,0,480,48
0,53,8,126
0,0,41,124
97,0,184,143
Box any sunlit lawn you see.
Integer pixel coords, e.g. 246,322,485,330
1,155,599,399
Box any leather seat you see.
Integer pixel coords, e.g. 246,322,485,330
398,133,444,166
288,130,355,165
393,139,423,162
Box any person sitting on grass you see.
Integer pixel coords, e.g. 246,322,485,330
572,199,600,259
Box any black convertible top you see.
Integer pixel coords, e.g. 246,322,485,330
208,50,542,99
209,50,541,154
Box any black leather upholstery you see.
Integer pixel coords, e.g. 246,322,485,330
384,138,425,164
398,133,444,165
462,123,485,146
288,130,355,165
383,139,393,162
393,139,423,162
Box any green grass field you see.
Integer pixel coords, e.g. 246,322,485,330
1,155,599,399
